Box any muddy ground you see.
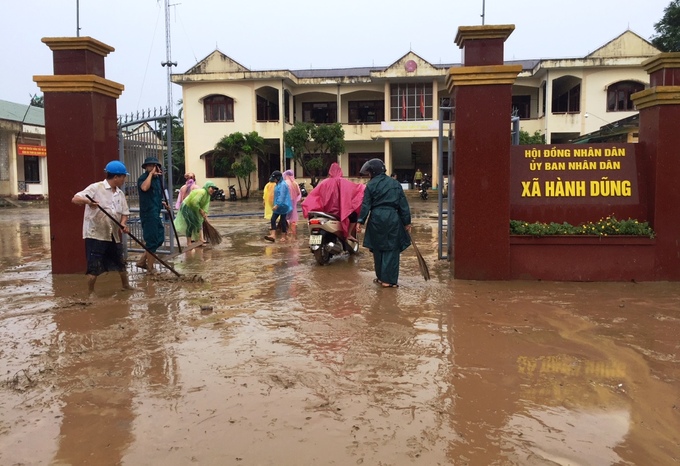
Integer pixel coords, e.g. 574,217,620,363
0,199,679,466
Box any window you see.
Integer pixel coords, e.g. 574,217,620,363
302,102,337,123
551,76,581,113
607,81,644,112
204,152,235,178
203,95,234,122
349,153,383,177
390,83,433,121
24,156,40,183
512,95,531,119
348,101,384,123
256,95,279,122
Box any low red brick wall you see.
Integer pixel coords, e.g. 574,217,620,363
509,236,656,281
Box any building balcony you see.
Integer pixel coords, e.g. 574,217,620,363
345,120,447,141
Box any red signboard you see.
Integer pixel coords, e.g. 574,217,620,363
510,143,638,205
17,144,47,157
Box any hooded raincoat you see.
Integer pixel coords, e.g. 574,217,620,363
263,181,276,220
283,170,302,224
174,186,212,241
301,163,365,237
357,172,411,285
272,179,293,216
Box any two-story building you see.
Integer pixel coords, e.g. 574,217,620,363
171,30,659,191
0,99,47,199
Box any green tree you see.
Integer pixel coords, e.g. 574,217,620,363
519,130,545,145
283,122,345,187
158,101,185,188
651,0,680,52
214,131,265,198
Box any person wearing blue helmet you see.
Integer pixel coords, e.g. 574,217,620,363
72,160,133,294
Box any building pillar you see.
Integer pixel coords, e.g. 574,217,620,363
446,25,521,280
632,53,680,280
430,138,438,189
384,139,392,176
34,37,124,274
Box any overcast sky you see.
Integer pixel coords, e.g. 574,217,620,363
0,0,671,115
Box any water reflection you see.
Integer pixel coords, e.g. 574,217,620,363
1,205,679,464
0,211,50,268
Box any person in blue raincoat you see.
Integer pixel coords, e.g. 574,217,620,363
356,159,411,288
264,170,293,243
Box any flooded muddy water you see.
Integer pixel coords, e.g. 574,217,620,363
1,200,679,465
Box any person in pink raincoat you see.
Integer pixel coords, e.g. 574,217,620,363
283,170,302,235
301,162,365,240
175,172,198,210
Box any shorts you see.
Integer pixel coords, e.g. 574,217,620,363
85,238,126,276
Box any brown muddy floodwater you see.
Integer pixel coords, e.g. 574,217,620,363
0,200,679,466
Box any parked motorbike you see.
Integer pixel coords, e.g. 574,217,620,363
299,182,308,198
420,178,432,200
211,187,226,201
228,184,237,201
307,211,359,265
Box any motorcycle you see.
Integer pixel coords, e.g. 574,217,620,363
228,184,237,201
307,211,359,265
299,182,308,198
211,186,226,201
420,178,432,200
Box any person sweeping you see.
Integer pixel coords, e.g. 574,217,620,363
174,181,218,246
356,158,412,288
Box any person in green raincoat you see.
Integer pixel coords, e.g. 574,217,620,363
356,159,411,288
174,181,218,246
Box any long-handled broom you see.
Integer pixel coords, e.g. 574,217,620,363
408,231,430,281
202,217,223,245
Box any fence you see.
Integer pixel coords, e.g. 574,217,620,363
118,109,178,257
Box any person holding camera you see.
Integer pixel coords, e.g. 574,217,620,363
136,156,167,272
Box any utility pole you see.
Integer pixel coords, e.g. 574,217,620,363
161,0,178,199
481,0,486,25
76,0,81,36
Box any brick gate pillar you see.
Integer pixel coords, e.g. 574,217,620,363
632,53,680,280
33,37,124,275
446,26,521,280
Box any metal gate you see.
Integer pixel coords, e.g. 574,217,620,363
437,107,454,261
117,110,178,258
